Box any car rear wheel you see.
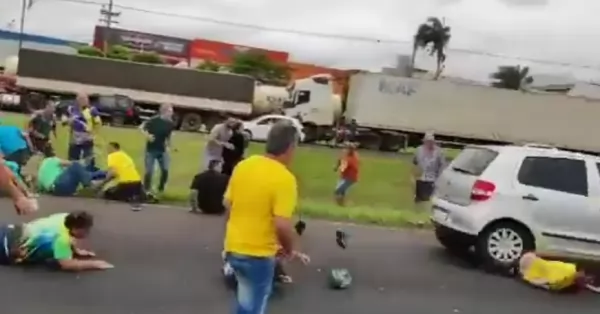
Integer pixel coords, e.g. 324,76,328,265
435,227,472,255
476,222,534,271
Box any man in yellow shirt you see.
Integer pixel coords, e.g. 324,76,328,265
223,120,309,314
97,142,144,211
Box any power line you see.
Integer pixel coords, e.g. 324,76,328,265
51,0,600,70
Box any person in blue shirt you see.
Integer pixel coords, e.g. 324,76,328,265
0,125,33,169
65,93,102,172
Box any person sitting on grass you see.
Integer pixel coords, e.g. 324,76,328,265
189,159,228,215
333,142,359,206
0,211,114,271
36,146,101,197
96,142,144,211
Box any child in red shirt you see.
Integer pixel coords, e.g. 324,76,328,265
334,143,359,206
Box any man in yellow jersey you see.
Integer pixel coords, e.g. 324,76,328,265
518,252,599,293
97,142,144,211
223,120,310,314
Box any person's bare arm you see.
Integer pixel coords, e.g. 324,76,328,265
190,189,200,211
21,132,34,152
58,259,111,271
59,159,73,167
0,163,26,201
27,114,45,139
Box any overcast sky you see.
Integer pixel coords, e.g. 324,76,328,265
2,0,600,82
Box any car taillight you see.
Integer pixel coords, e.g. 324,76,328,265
471,180,496,201
126,108,134,117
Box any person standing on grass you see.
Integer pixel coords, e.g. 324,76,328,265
28,101,57,153
65,92,102,171
412,132,446,205
333,142,359,206
140,104,175,196
223,120,310,314
221,121,247,176
204,117,237,169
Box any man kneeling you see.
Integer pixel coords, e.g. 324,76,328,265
0,211,113,271
98,142,144,211
189,159,228,215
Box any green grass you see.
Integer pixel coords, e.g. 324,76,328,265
1,113,458,228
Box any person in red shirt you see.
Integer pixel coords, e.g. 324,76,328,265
333,143,359,206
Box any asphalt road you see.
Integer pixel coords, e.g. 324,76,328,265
0,197,599,314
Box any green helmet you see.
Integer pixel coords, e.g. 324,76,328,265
328,268,352,290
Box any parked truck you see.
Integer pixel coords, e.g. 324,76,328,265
10,49,340,132
287,71,600,153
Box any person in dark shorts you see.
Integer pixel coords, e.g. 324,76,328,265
189,159,228,215
140,104,175,196
0,125,34,168
412,132,446,204
221,121,247,176
28,102,57,153
97,142,144,211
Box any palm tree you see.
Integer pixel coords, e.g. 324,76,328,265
490,65,534,90
410,17,451,80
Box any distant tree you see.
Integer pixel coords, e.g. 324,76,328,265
132,51,164,64
196,60,221,72
410,17,451,80
106,45,131,61
490,65,534,90
76,45,104,57
229,52,290,85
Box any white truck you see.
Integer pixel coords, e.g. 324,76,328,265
287,71,600,153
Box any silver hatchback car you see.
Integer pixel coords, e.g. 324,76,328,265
431,144,600,269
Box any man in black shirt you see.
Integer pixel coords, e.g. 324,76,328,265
189,159,228,215
221,121,247,176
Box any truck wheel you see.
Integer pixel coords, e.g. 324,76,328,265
476,221,534,272
302,125,318,143
180,113,203,132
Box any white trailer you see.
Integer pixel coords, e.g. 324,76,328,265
345,73,600,153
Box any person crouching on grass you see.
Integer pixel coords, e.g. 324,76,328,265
96,142,144,211
333,142,359,206
189,159,229,215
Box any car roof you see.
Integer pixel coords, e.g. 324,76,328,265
466,144,600,162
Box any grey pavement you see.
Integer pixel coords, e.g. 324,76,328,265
0,197,598,314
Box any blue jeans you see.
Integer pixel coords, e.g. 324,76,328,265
144,150,170,192
334,179,355,196
226,253,275,314
68,141,96,170
52,163,93,196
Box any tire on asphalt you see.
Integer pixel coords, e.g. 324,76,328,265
435,227,472,256
476,221,535,273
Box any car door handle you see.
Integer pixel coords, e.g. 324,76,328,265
522,194,539,201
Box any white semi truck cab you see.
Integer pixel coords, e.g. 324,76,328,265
284,74,339,142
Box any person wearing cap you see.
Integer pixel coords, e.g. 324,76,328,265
412,132,446,204
140,104,175,195
203,117,237,169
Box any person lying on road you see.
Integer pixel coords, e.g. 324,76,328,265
96,142,144,211
0,211,113,271
36,146,103,197
0,157,37,215
517,251,600,293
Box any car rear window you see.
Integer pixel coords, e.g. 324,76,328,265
450,147,499,176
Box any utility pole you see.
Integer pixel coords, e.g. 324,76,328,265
98,0,121,53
